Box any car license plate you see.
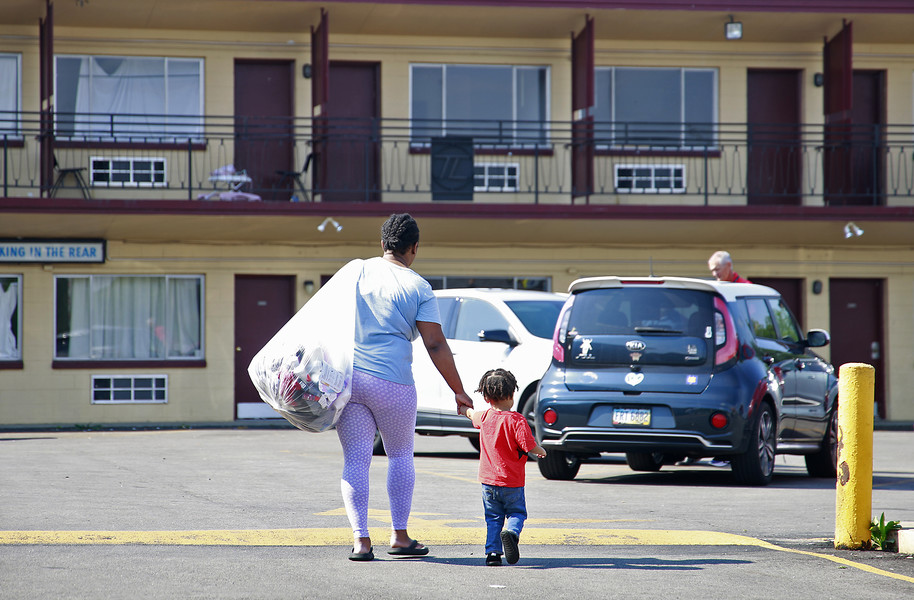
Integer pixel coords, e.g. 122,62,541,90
613,408,651,426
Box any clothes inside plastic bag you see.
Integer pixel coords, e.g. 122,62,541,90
248,259,362,432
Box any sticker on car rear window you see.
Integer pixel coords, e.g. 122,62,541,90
577,338,594,359
624,372,644,386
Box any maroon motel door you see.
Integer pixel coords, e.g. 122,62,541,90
828,279,886,418
746,69,802,205
234,275,296,419
322,61,381,202
234,60,295,201
842,70,886,206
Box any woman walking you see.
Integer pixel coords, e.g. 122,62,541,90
338,213,473,561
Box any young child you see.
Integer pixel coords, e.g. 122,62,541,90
458,368,546,566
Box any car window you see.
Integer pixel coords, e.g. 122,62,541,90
436,297,459,338
745,298,777,339
567,288,710,336
453,298,511,341
767,298,801,343
504,300,564,339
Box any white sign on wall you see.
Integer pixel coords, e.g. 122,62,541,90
0,240,106,263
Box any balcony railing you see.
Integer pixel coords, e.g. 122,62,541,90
2,111,913,206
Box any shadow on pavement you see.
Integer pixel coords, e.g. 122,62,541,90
418,555,753,570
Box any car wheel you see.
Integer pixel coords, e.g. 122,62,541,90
372,430,385,456
626,451,664,472
537,450,581,480
805,407,838,478
731,402,776,486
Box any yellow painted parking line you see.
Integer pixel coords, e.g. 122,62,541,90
753,540,914,585
0,526,911,584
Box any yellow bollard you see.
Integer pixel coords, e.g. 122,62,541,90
834,363,875,549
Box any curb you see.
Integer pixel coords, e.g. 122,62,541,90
0,419,294,433
898,523,914,555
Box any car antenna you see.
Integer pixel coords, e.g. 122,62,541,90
649,256,654,277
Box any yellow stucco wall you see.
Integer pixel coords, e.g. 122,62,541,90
3,239,913,425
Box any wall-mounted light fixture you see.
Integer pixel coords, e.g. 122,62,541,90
812,280,823,295
813,72,825,87
725,15,743,40
303,280,315,294
844,222,864,238
317,217,342,233
302,64,312,79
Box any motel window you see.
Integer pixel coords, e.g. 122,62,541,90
54,56,204,141
0,275,22,361
593,67,717,149
410,64,549,145
0,53,21,137
54,275,204,361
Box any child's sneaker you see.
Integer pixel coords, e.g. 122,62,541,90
485,552,502,566
500,531,520,564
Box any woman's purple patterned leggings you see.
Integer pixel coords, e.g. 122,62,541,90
336,369,417,538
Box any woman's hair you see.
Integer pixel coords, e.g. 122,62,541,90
475,368,518,402
381,213,420,253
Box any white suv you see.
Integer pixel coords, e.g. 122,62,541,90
374,288,565,453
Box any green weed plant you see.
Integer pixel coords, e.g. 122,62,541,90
869,512,902,551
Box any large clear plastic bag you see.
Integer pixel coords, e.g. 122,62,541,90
247,259,363,432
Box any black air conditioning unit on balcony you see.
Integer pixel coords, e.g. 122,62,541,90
431,136,474,201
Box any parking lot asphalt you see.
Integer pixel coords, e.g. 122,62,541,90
1,425,912,599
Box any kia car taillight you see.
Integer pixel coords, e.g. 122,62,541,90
713,296,738,366
552,296,574,362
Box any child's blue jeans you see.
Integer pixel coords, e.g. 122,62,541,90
481,484,527,555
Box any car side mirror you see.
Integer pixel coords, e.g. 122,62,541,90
805,329,830,348
478,329,518,346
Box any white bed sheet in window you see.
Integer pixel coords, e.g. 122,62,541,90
54,55,203,141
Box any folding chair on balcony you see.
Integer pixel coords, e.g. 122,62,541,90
276,153,312,202
50,156,91,200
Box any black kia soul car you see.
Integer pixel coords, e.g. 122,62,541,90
534,276,839,486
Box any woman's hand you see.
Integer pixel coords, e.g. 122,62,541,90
455,391,473,411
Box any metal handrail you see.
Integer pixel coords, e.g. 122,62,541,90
1,111,910,205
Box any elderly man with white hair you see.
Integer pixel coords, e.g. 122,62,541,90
708,251,751,283
702,251,751,469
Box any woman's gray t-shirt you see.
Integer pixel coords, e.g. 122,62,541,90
353,256,440,385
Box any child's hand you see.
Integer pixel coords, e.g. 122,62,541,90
457,405,469,417
528,446,546,459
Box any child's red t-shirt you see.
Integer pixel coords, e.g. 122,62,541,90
470,408,538,487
